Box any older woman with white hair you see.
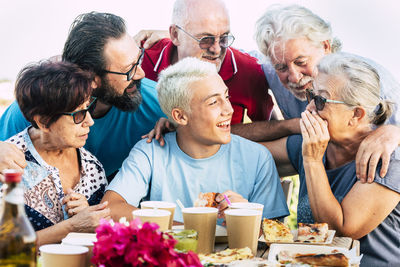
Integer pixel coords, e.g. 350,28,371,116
266,52,400,265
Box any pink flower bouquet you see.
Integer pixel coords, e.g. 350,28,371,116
91,218,202,267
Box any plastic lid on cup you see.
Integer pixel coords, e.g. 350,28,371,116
140,201,176,209
132,209,171,217
181,207,218,214
224,208,262,216
229,202,264,210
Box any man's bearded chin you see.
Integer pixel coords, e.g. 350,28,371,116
287,75,314,101
94,78,142,112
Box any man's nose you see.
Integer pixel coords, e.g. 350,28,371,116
208,39,222,55
134,65,145,80
288,67,303,84
222,98,234,116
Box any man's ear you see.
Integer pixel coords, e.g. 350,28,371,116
93,75,102,88
170,25,180,46
322,40,331,54
33,115,50,133
92,77,99,89
349,107,366,126
171,108,188,126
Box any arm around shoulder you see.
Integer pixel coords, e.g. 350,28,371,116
231,118,301,142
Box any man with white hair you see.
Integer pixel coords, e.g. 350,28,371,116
102,57,289,222
139,0,301,141
255,5,400,182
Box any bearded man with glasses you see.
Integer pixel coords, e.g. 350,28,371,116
0,12,165,181
140,0,279,130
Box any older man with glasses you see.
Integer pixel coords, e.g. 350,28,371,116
139,0,296,138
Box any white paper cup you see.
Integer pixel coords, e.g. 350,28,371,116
225,208,262,256
132,209,171,231
182,207,218,254
140,201,176,229
229,202,264,212
40,244,88,267
62,237,95,267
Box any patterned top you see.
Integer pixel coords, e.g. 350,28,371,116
1,127,107,231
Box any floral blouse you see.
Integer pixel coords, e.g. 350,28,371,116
1,127,107,231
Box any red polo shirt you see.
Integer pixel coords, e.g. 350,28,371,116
141,38,273,124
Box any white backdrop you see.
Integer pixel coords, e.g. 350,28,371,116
0,0,399,82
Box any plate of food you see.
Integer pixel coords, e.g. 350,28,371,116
199,247,264,266
268,243,362,266
259,219,335,245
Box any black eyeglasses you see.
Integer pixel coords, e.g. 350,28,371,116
176,25,235,49
306,89,346,111
62,97,97,124
103,48,145,81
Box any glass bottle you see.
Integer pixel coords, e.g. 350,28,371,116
0,170,36,267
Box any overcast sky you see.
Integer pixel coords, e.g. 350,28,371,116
0,0,399,83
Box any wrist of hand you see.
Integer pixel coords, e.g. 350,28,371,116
303,157,324,166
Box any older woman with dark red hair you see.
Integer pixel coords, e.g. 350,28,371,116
1,61,110,246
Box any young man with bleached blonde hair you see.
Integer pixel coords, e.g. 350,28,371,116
102,57,289,222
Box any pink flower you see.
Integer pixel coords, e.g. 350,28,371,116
91,218,202,267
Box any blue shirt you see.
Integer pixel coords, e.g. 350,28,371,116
107,132,289,222
0,78,166,176
287,134,400,266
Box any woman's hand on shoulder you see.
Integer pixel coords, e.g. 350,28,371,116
300,110,330,162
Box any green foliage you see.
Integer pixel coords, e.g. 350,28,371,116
283,175,299,229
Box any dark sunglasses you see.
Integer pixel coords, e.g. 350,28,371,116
306,89,346,111
176,25,235,49
103,48,145,81
62,97,97,124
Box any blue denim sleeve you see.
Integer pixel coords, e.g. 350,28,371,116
0,101,30,141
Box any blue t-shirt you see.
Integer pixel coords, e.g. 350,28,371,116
0,78,165,177
107,132,289,222
287,134,400,266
